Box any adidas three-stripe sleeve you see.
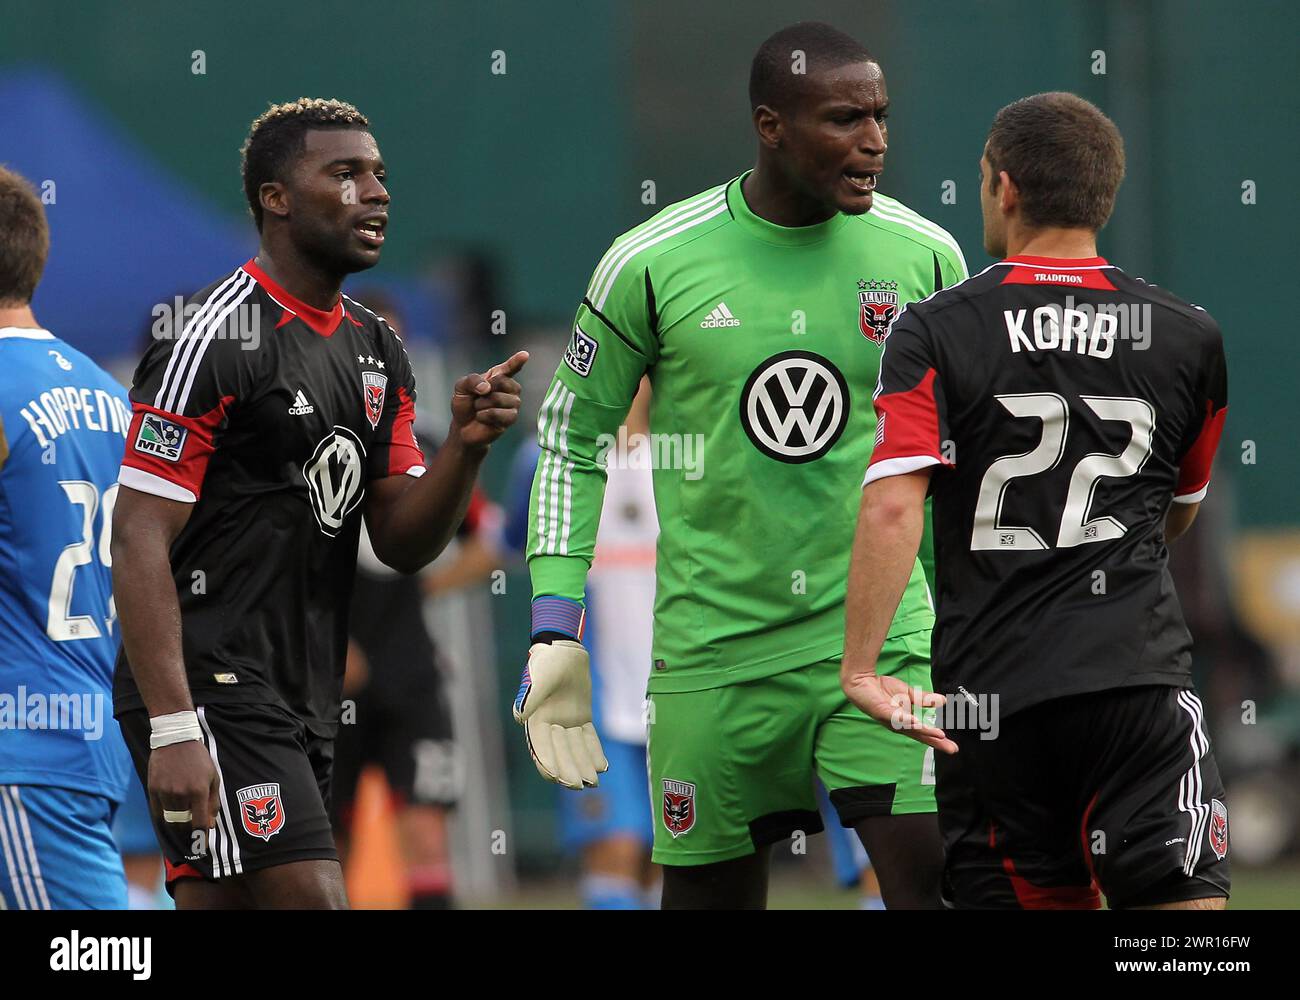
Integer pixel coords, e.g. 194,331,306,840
119,270,262,502
526,217,671,604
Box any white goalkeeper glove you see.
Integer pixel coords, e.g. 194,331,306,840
513,639,609,790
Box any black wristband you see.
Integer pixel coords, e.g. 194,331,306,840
531,630,575,645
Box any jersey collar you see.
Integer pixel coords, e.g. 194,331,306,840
242,258,345,336
0,327,54,340
1001,254,1110,268
727,170,851,247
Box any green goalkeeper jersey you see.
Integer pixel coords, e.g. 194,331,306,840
529,172,967,693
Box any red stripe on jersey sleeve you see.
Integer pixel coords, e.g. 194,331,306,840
120,397,233,501
1175,400,1227,501
868,368,948,469
387,385,426,477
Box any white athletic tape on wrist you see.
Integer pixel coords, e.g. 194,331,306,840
149,710,203,750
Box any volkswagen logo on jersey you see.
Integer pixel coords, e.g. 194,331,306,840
739,351,850,463
237,783,285,841
363,370,387,428
858,278,900,344
662,778,696,837
303,426,366,537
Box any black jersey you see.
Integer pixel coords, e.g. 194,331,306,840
114,260,426,736
866,255,1228,718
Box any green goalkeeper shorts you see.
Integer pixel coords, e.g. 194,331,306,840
646,629,936,866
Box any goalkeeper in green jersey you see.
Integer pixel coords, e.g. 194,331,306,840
515,21,966,909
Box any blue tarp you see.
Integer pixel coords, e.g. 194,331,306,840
1,68,447,371
1,67,255,364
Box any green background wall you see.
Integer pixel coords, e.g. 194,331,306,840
4,0,1295,526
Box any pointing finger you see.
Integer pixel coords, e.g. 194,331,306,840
484,351,530,381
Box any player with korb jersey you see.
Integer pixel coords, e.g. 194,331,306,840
0,167,134,909
515,24,967,909
111,99,527,909
844,93,1230,909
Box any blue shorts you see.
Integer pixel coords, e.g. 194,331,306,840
0,784,127,909
559,738,654,853
112,775,159,857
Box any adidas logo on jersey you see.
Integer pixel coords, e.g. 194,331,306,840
288,389,315,415
700,302,741,328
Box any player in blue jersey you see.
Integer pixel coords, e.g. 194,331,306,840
0,166,135,909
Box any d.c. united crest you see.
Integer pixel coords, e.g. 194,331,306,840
363,370,388,429
662,778,696,838
1208,798,1228,860
858,278,899,344
237,783,286,841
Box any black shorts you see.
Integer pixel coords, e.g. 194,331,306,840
936,684,1230,909
119,702,338,890
329,671,460,831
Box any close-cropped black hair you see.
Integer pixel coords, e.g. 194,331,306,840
240,98,370,230
749,22,875,112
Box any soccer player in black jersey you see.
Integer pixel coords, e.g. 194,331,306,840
843,93,1230,909
111,99,527,909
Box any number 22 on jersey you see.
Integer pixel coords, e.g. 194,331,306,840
971,393,1154,551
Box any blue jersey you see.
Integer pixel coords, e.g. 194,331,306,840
0,327,133,801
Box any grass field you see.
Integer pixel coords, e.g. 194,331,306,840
471,861,1300,910
345,769,1299,910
